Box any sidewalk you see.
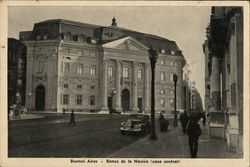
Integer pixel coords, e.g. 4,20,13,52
9,114,44,120
108,121,242,158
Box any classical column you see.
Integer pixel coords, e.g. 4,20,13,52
115,60,122,111
211,55,221,111
101,59,108,111
144,64,150,113
132,62,139,112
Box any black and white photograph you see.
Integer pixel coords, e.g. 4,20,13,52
0,1,249,167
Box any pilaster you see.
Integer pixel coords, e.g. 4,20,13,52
132,62,139,112
115,60,122,111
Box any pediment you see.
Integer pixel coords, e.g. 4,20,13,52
103,36,149,52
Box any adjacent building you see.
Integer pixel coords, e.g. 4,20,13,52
203,7,243,153
182,64,192,114
19,18,186,114
190,81,203,113
8,38,27,107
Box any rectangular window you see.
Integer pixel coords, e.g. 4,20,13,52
38,61,44,73
160,98,165,107
123,67,129,78
170,99,174,107
64,62,70,73
90,66,96,75
64,84,68,88
160,60,165,65
73,35,79,41
137,69,142,79
90,52,96,57
160,72,165,81
76,95,82,105
108,66,113,77
90,96,95,105
91,85,95,89
77,84,82,89
63,94,69,105
77,64,83,74
170,73,174,81
170,61,174,66
160,89,165,94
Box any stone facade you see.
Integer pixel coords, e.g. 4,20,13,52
203,7,243,153
182,64,192,114
21,18,186,114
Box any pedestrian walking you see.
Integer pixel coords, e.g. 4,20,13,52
179,110,189,134
186,115,201,158
69,110,76,126
159,112,169,132
61,108,66,119
159,112,164,122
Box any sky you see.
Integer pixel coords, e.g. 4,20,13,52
8,6,211,106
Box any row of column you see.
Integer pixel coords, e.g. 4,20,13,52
210,55,221,111
101,59,150,112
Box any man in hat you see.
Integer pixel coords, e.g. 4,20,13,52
186,114,201,158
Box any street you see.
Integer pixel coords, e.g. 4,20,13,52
8,114,142,157
8,113,242,158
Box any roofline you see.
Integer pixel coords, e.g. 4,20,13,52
37,19,176,44
37,19,101,29
105,26,174,42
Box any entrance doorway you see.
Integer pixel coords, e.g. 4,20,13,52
35,85,45,111
108,96,112,111
138,98,142,112
121,89,130,111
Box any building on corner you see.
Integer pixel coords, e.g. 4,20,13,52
203,7,243,154
19,18,187,114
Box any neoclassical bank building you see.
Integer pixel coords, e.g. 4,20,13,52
21,18,186,113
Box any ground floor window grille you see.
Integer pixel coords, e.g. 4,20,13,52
90,96,95,105
76,95,82,105
63,94,69,105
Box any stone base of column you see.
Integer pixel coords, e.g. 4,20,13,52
208,110,225,139
99,107,109,114
144,108,150,114
132,107,139,113
115,107,123,113
225,112,242,154
226,134,243,156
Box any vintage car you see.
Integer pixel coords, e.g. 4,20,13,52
120,114,150,135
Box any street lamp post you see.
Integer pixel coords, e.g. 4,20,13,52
173,74,178,127
28,93,32,115
110,88,116,113
148,47,158,140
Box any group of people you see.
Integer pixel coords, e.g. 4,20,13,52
179,110,204,158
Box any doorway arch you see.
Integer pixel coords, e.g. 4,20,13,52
121,89,130,111
35,85,45,111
